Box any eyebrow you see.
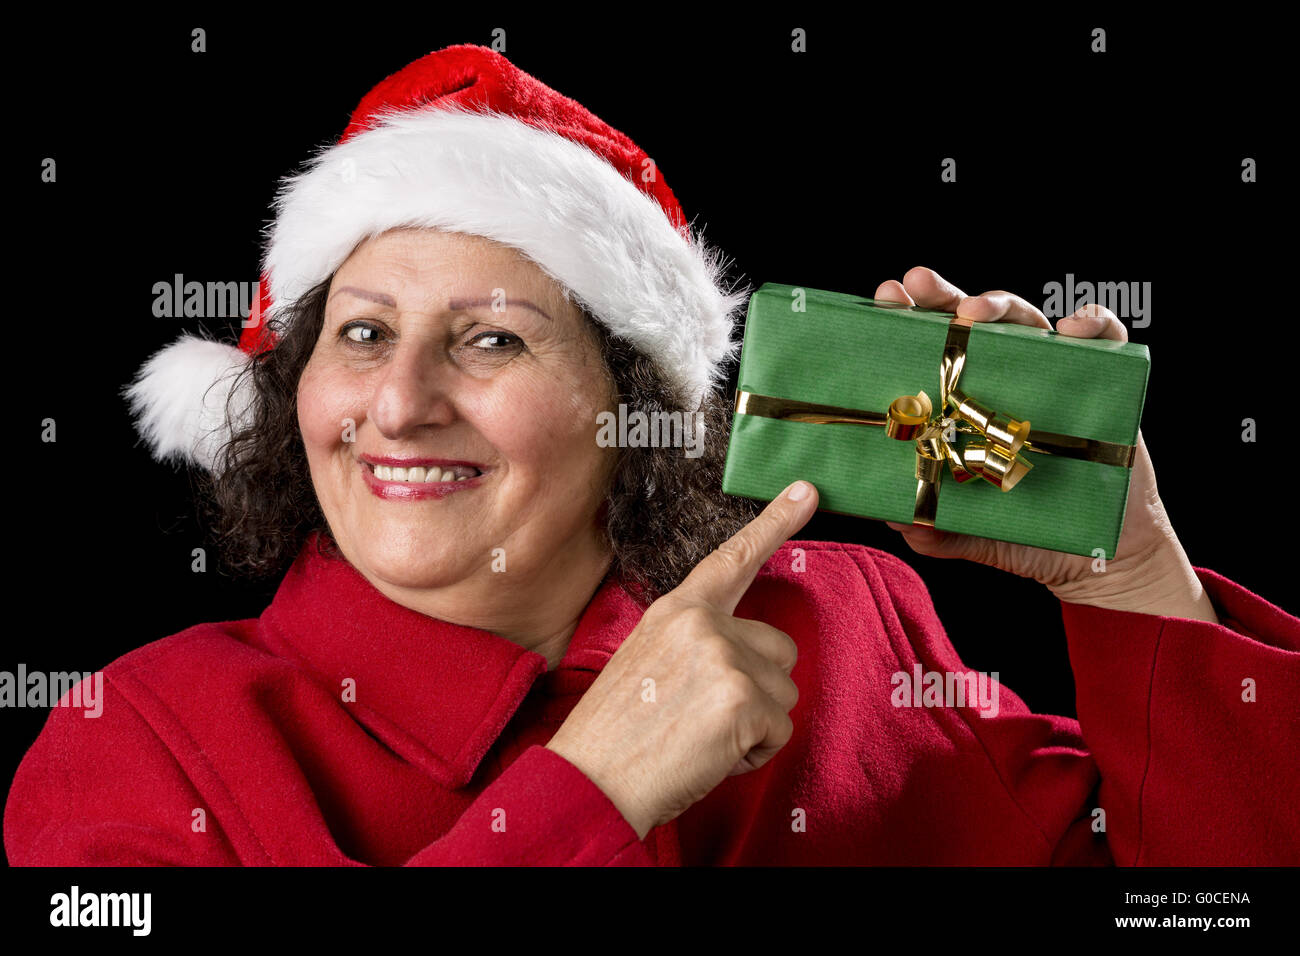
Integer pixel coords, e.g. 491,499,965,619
329,287,553,322
331,286,396,307
447,296,554,322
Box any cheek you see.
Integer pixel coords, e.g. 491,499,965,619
466,364,612,480
297,359,365,457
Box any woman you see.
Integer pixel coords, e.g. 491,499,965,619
6,45,1297,866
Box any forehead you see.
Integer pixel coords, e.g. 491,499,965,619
339,228,537,281
331,228,574,313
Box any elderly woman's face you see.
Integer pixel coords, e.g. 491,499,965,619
298,228,618,594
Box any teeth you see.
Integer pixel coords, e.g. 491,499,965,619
371,463,480,483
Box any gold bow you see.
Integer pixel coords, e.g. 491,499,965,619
733,314,1137,527
882,315,1036,526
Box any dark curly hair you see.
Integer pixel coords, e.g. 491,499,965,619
201,275,759,605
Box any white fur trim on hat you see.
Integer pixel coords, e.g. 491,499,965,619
124,334,252,471
126,104,747,471
264,104,747,409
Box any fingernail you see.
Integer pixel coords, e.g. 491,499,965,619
786,481,810,501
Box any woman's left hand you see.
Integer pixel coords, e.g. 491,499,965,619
876,267,1219,624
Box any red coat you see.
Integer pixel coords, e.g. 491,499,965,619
6,535,1298,865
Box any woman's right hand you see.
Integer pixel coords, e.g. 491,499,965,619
545,480,819,840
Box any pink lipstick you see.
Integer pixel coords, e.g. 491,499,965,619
358,455,488,501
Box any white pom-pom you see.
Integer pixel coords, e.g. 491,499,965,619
124,334,252,471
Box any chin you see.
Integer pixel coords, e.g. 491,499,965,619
352,539,474,592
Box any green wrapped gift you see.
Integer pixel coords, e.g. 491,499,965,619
721,283,1151,558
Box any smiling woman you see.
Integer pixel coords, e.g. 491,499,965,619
5,43,1297,868
203,227,755,635
295,229,621,660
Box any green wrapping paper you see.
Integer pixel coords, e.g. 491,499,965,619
721,283,1151,558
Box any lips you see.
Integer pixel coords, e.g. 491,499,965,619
358,455,489,501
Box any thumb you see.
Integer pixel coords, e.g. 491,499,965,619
676,480,818,615
886,521,993,564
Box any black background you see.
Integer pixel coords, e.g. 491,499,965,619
3,8,1291,887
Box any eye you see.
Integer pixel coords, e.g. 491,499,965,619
467,330,523,351
340,322,384,345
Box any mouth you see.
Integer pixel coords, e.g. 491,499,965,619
358,456,489,500
362,461,484,483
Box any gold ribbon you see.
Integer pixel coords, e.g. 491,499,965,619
733,315,1137,527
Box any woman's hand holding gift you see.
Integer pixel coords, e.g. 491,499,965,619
877,267,1218,624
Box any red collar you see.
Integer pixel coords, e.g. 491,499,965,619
258,534,646,788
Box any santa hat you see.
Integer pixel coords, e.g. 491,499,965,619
127,44,747,471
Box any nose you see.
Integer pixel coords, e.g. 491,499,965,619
368,333,457,437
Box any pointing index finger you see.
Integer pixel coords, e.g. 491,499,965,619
676,481,818,615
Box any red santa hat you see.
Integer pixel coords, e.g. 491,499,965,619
127,44,746,470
